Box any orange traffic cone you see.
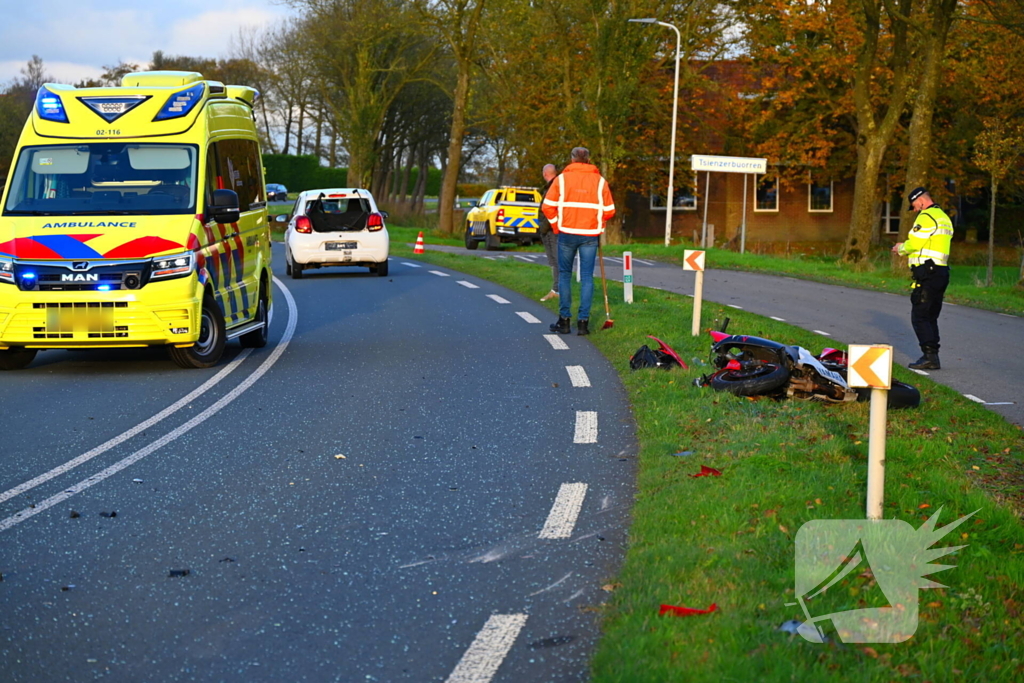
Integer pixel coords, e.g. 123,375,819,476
414,231,425,255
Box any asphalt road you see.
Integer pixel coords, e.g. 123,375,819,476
428,244,1024,428
0,245,637,682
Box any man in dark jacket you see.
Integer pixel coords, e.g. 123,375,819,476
538,164,558,301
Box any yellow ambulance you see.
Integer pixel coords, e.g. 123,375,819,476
0,71,272,370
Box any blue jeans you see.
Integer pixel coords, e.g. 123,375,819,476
557,233,599,320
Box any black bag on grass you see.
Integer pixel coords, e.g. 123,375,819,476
630,345,680,371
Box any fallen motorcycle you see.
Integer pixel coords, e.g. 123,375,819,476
695,324,920,409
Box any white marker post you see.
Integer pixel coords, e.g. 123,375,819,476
575,253,580,283
623,251,634,304
683,249,705,336
847,344,894,520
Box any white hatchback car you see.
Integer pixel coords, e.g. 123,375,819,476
282,188,390,278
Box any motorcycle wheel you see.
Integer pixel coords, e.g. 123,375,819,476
708,363,790,397
855,380,921,409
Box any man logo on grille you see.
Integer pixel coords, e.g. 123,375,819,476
790,508,976,643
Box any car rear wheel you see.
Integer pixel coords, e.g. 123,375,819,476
169,293,226,369
375,259,389,277
485,228,501,251
0,347,38,371
465,223,478,250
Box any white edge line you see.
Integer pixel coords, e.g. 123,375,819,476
539,483,588,539
770,316,785,322
445,614,528,683
566,365,591,388
402,262,422,268
813,330,831,336
727,304,743,309
909,368,929,376
429,270,451,277
457,280,480,289
486,294,510,304
0,277,298,533
964,394,986,404
574,411,598,444
0,349,254,505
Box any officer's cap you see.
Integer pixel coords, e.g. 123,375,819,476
908,187,928,203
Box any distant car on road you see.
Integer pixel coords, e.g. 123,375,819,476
281,188,390,278
267,183,288,202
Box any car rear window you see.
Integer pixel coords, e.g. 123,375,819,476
305,196,372,232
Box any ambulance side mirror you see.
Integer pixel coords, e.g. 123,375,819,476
210,189,240,224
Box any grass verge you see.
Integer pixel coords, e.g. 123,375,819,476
388,229,1024,682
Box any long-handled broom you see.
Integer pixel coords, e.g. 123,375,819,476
597,242,614,330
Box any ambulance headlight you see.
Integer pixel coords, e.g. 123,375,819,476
150,252,195,281
0,257,14,284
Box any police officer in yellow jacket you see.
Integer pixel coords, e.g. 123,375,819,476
891,187,952,370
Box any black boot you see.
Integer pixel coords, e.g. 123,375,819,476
549,316,571,334
909,350,940,370
576,319,590,336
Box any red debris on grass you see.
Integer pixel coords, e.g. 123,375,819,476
690,465,722,478
660,603,718,617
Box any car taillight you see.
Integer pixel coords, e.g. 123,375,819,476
496,208,505,225
367,213,384,232
295,216,312,233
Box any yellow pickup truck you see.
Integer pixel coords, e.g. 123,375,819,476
464,186,543,250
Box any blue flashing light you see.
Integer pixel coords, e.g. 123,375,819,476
22,271,36,279
153,83,205,122
97,284,112,291
36,87,69,123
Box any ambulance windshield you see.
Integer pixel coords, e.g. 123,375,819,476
4,143,198,216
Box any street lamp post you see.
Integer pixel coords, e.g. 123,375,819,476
629,18,681,248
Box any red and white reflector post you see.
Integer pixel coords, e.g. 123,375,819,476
847,344,894,520
683,250,706,336
623,251,634,304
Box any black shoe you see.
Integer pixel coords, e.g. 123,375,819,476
549,317,571,334
576,319,590,336
909,353,940,370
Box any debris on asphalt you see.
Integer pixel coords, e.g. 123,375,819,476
0,572,4,582
168,569,190,578
334,454,346,459
61,585,75,591
132,478,143,483
660,603,718,617
529,635,576,649
99,511,117,518
673,450,694,457
69,511,80,519
218,557,235,563
690,465,722,478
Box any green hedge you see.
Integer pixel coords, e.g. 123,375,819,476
262,154,442,196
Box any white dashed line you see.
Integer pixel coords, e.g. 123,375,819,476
486,294,510,304
544,335,569,350
964,394,986,404
566,365,591,387
727,304,743,310
813,330,831,336
635,259,655,265
457,280,480,289
539,483,588,539
445,614,528,683
402,262,422,268
516,312,541,323
910,368,930,376
514,255,536,262
770,316,786,322
605,256,623,263
574,411,598,443
429,270,450,277
999,313,1017,318
483,256,496,260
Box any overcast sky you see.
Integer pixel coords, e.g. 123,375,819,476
1,0,291,85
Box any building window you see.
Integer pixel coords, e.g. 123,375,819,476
650,174,697,211
808,180,833,212
880,195,902,234
754,174,778,212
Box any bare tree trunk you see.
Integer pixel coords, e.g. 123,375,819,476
315,112,323,162
329,127,337,168
297,106,306,156
399,146,413,205
283,106,294,155
439,67,470,234
897,0,958,246
987,177,997,286
260,98,277,154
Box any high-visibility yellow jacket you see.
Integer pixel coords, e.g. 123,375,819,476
899,204,952,266
542,163,616,236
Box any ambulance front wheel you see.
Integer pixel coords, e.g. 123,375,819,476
169,293,226,369
0,347,38,371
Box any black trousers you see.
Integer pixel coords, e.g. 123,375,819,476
910,264,950,352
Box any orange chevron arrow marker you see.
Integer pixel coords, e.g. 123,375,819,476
848,345,892,389
683,249,705,271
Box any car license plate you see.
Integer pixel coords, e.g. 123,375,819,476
326,241,358,250
519,228,536,233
